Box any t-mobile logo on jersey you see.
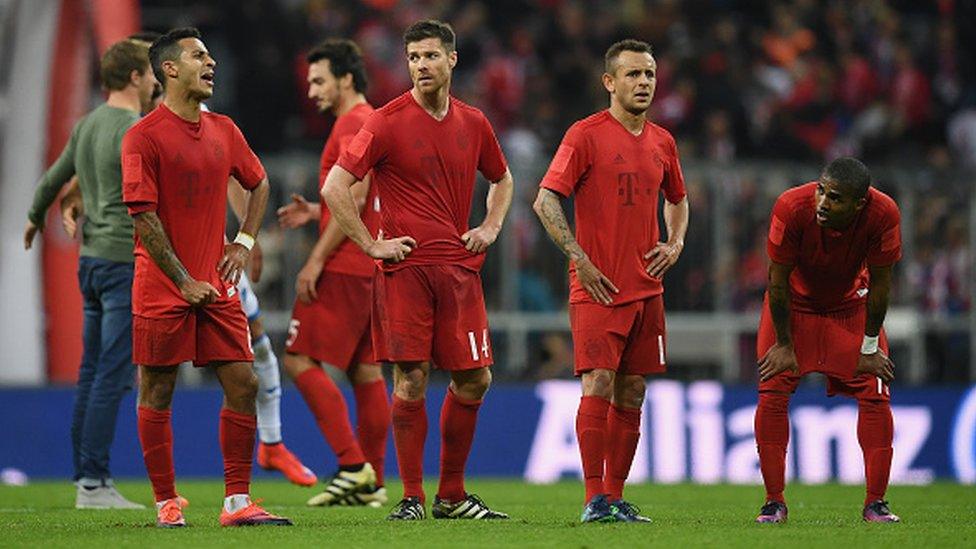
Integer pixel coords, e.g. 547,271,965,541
617,172,651,206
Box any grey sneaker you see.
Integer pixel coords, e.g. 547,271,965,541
76,484,145,509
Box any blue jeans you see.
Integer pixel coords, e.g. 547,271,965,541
71,256,135,482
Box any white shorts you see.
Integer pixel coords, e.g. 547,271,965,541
236,272,261,321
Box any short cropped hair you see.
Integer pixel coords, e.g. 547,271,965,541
403,19,456,52
822,157,872,198
128,31,162,47
605,39,653,74
100,39,150,91
306,39,369,94
149,27,202,88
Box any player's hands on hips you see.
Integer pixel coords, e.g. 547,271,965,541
758,342,800,381
576,255,619,305
277,194,319,229
855,351,895,383
179,278,220,306
367,230,416,263
248,240,263,283
644,240,683,279
296,259,324,304
218,243,250,285
23,221,39,250
461,224,500,254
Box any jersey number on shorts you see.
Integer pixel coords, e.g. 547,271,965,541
467,329,490,362
286,319,300,348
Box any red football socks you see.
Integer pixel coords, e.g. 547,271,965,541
755,391,790,503
137,406,177,502
858,399,894,504
392,395,428,502
294,367,367,466
354,378,391,486
577,395,610,502
437,389,482,502
219,408,255,497
605,404,641,501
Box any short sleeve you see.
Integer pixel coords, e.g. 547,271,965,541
122,129,159,215
662,135,687,204
477,114,508,182
230,123,266,190
766,193,801,265
539,124,590,197
337,111,388,180
867,201,902,266
320,115,362,184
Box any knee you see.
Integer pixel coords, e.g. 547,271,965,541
395,366,429,400
139,379,175,410
350,363,383,386
582,369,615,399
282,353,311,380
615,376,646,408
453,368,492,401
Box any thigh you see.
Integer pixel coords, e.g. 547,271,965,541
372,267,434,363
196,302,254,366
620,295,667,376
133,312,195,367
569,302,635,376
430,266,492,371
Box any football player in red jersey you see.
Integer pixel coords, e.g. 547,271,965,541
754,157,902,524
534,39,689,523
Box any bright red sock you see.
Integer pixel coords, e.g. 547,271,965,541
294,367,366,466
354,378,391,487
605,404,641,501
755,392,790,503
137,406,177,502
577,395,610,503
219,408,255,497
437,389,482,502
392,396,427,502
857,399,894,505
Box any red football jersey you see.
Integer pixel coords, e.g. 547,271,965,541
318,102,379,277
767,182,902,313
540,111,687,306
122,104,266,317
336,92,508,272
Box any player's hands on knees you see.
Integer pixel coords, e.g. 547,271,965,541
179,278,220,306
367,230,416,263
296,259,324,304
277,194,319,229
644,241,683,279
218,243,250,285
855,351,895,383
461,224,500,254
23,221,39,250
248,240,263,283
576,255,619,305
758,342,799,381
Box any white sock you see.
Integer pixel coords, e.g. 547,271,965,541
223,493,251,513
252,334,282,444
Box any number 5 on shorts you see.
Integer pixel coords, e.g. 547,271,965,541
467,329,490,361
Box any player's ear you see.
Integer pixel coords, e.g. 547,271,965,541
162,58,179,81
854,196,867,212
602,72,614,94
448,49,458,69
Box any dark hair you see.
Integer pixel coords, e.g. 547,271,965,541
605,39,653,74
128,31,162,45
306,39,369,94
149,27,202,88
403,19,456,52
822,157,872,198
100,39,150,91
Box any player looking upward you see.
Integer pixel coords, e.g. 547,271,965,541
533,39,689,523
322,19,514,521
122,27,291,528
754,157,901,524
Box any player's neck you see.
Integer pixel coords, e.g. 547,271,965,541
608,103,647,135
163,93,202,123
105,88,141,114
411,86,450,121
334,92,367,117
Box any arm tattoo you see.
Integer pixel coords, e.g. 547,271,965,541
768,266,792,345
134,212,190,286
536,191,585,261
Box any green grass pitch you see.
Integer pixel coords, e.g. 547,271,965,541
1,480,974,547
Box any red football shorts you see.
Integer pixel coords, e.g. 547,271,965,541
133,300,253,367
285,270,374,370
570,295,667,376
372,264,491,371
757,301,891,401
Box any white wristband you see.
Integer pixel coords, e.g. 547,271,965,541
861,335,879,355
233,232,255,251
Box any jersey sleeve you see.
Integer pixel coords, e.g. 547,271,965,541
229,123,266,190
661,134,687,204
319,115,360,184
27,122,80,227
539,123,590,197
766,193,801,265
867,201,902,266
122,129,159,216
477,114,508,182
336,111,388,181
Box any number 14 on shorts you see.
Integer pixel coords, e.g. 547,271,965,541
467,329,490,361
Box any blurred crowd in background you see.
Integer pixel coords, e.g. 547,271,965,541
133,0,975,382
